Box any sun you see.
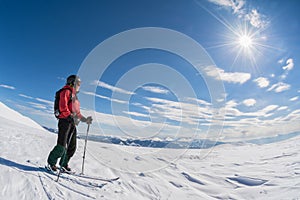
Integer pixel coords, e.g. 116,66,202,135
239,35,253,48
202,7,280,72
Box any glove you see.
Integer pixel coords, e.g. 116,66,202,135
81,116,93,124
86,116,93,124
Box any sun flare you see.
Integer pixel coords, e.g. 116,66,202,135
239,35,253,48
203,7,280,72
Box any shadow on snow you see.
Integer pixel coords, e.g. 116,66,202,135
0,157,43,172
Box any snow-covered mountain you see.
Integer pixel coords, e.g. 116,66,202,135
0,102,43,130
77,134,226,149
0,101,300,199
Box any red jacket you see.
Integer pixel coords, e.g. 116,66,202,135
58,85,83,119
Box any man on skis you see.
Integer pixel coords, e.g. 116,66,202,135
47,75,92,172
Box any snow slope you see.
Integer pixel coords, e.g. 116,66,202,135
0,102,43,130
0,101,300,199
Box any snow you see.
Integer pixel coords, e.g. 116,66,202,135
0,101,300,199
0,101,43,130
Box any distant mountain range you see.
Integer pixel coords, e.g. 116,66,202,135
80,134,226,149
43,126,300,149
43,126,225,149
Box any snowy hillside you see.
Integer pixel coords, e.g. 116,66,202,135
0,102,300,199
0,102,43,130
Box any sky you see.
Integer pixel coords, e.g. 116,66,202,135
1,0,300,142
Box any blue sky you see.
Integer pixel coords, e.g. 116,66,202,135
1,0,300,142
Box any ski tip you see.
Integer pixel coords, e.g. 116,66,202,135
111,177,120,181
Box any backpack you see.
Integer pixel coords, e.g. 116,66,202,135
54,88,72,118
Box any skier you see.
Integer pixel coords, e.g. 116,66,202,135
47,75,92,172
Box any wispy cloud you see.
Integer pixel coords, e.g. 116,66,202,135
278,106,288,111
80,94,300,141
19,94,52,105
0,84,15,90
19,94,34,99
80,108,183,138
123,111,149,118
267,82,291,93
253,77,270,88
17,93,54,118
28,102,48,110
93,80,134,95
15,103,53,119
145,96,213,126
185,97,212,106
204,65,251,84
57,77,66,81
207,0,267,28
36,98,53,105
82,91,127,104
289,96,298,102
278,59,284,64
243,98,256,107
142,86,169,94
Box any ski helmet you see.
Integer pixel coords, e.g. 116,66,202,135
66,75,81,86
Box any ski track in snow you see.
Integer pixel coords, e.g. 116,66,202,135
43,172,96,199
1,102,300,199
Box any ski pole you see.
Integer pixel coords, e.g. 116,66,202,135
81,123,90,175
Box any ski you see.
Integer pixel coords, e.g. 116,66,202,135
27,160,119,183
25,160,107,189
63,170,119,182
39,166,107,188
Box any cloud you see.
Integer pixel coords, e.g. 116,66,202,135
278,59,284,64
282,58,294,71
261,105,279,114
243,99,256,107
246,9,267,29
279,58,294,80
0,84,15,90
80,95,300,142
207,0,245,13
82,91,127,104
93,80,134,95
207,0,267,28
145,96,214,125
19,93,53,106
19,94,34,99
15,103,53,120
141,86,169,94
57,77,66,81
280,74,287,80
277,106,288,111
123,111,149,118
204,65,251,84
80,108,184,138
289,96,298,102
184,97,212,106
267,82,291,93
36,98,53,105
253,77,270,88
28,102,48,110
